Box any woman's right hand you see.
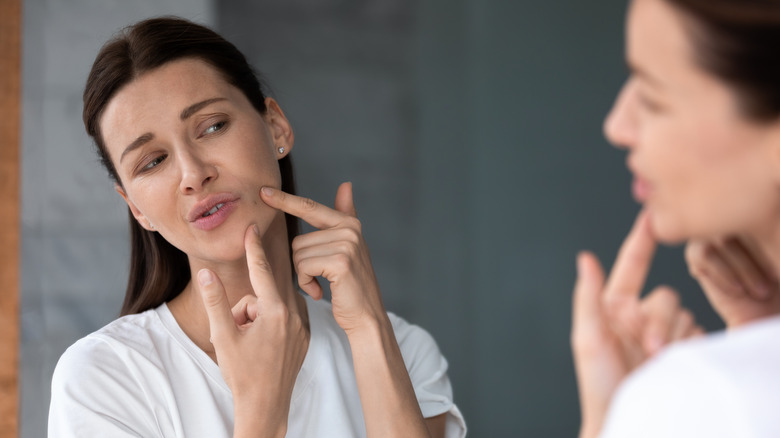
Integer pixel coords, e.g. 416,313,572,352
197,224,309,438
685,237,780,327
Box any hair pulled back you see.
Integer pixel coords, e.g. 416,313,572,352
83,17,299,315
665,0,780,121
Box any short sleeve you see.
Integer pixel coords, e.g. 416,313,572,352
48,336,160,438
388,312,467,438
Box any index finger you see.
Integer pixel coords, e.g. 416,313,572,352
260,186,346,230
244,224,283,306
603,210,657,302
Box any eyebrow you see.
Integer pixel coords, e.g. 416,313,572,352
120,133,154,163
180,97,227,120
119,97,227,163
628,61,665,89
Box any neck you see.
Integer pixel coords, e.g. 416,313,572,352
168,213,307,358
739,222,780,275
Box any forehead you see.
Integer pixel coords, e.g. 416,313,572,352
626,0,695,80
99,58,241,154
101,59,236,129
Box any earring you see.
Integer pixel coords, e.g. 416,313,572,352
278,146,285,155
149,223,155,230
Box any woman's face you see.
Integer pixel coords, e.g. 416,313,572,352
605,0,780,243
101,58,293,263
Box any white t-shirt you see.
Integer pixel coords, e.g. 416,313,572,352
49,296,466,437
600,315,780,438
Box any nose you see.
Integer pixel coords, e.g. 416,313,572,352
177,148,217,194
603,79,639,150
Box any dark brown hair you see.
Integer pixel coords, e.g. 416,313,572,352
83,17,299,315
665,0,780,121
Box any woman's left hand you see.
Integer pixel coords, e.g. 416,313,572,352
260,182,387,334
572,210,704,438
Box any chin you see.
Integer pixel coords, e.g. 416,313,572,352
647,210,689,245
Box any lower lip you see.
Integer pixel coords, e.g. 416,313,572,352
192,200,238,231
632,178,651,202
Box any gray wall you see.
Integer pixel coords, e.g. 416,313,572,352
22,0,725,436
218,0,725,435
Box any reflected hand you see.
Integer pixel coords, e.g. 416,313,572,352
686,237,780,327
571,210,703,438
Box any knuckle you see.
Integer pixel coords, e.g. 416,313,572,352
344,225,362,243
291,235,304,252
334,253,352,271
684,242,699,263
252,259,274,274
337,240,359,257
292,250,303,266
688,264,704,279
654,285,680,305
266,303,289,323
678,309,694,326
344,216,362,232
300,197,318,211
203,291,225,309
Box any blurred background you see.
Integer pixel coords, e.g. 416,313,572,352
20,0,725,436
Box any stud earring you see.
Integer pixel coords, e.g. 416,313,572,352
149,223,155,230
278,146,285,155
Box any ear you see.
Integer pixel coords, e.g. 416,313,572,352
115,184,155,231
264,97,294,159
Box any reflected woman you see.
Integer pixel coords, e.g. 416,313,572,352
572,0,780,437
48,17,465,437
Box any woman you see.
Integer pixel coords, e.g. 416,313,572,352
572,0,780,436
48,17,465,437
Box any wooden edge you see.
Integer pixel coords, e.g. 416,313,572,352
0,0,22,435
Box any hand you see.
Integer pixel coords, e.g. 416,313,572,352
198,225,309,437
686,237,780,327
571,210,704,438
260,182,387,334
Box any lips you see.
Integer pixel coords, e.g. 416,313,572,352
188,193,240,231
626,157,652,202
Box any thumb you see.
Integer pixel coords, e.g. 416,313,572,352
572,251,607,335
198,268,236,344
334,182,357,217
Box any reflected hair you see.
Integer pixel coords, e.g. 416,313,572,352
665,0,780,121
83,17,299,315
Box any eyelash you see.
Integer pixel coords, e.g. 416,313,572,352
140,154,167,173
135,120,228,175
201,120,227,137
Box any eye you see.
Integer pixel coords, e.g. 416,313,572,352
638,93,663,113
141,154,167,172
203,120,227,136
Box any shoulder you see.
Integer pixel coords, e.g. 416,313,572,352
55,308,164,371
601,316,780,438
49,309,167,437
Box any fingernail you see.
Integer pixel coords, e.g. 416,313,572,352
576,252,587,274
253,224,260,236
261,187,274,197
198,269,214,287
